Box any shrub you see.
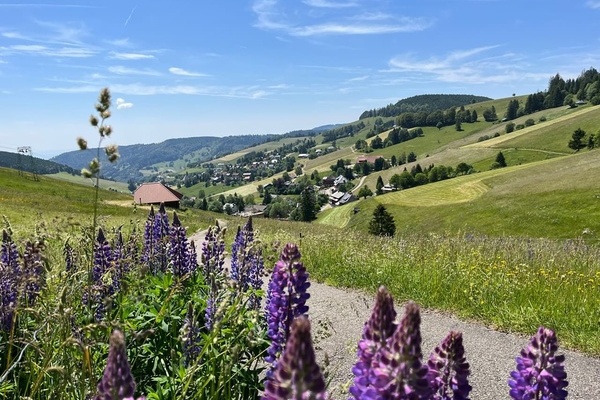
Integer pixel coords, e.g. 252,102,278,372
525,118,535,127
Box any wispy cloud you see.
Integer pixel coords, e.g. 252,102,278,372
303,0,357,8
107,38,131,47
108,65,161,76
116,97,134,109
110,52,155,60
35,83,272,99
0,3,97,8
347,75,369,82
0,44,96,57
586,1,600,9
168,67,208,77
124,6,137,27
386,45,550,84
253,0,432,36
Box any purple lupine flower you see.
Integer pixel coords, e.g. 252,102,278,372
350,286,397,399
85,228,114,321
246,246,264,310
142,205,170,274
508,327,568,400
64,240,77,273
111,231,125,293
1,230,19,332
201,222,226,331
369,301,431,399
187,240,198,274
230,226,245,284
181,302,201,367
230,217,254,285
1,230,20,274
20,240,46,307
427,331,472,400
264,243,310,378
168,212,193,278
94,329,145,400
263,317,329,400
0,262,17,333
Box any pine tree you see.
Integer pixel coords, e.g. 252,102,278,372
369,204,396,237
299,186,317,221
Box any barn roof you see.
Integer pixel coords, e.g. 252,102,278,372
133,182,183,205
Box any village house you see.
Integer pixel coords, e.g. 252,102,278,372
133,182,183,208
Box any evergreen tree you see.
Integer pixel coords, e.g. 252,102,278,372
568,128,587,152
495,151,507,167
298,186,318,221
376,175,384,194
368,204,396,237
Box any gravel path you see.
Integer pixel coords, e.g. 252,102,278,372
305,281,600,399
190,229,600,399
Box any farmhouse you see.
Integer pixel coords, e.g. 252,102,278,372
133,182,183,208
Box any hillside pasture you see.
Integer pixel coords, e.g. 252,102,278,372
318,150,600,240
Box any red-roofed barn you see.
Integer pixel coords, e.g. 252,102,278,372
133,182,183,208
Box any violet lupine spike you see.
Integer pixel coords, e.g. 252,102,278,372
168,212,192,278
187,241,198,274
369,301,431,399
246,246,264,310
427,331,472,400
85,228,114,321
508,326,568,400
1,230,19,332
263,317,330,400
20,240,46,307
230,217,255,287
350,286,397,399
1,230,20,275
64,240,77,273
0,263,18,333
230,226,244,284
264,243,311,378
201,222,226,331
181,302,202,367
94,330,145,400
141,206,155,272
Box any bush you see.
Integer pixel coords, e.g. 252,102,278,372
515,124,525,131
539,116,547,122
505,122,515,133
525,118,535,127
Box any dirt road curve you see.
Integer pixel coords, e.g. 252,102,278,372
189,230,600,399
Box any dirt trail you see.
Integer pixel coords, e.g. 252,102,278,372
189,228,600,399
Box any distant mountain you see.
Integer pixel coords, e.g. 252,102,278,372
51,135,276,182
0,150,76,175
359,94,493,119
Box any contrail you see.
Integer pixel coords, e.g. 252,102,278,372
124,5,137,27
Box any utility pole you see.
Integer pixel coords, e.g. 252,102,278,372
17,146,39,181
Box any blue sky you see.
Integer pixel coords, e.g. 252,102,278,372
1,0,600,158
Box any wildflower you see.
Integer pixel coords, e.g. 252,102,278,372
369,301,431,399
64,240,77,273
181,303,201,367
264,243,310,377
21,239,46,306
84,228,115,321
263,317,329,400
201,222,226,331
508,326,568,400
0,230,19,332
168,212,194,277
142,205,169,274
230,218,264,309
427,331,472,400
94,329,145,400
350,286,397,399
